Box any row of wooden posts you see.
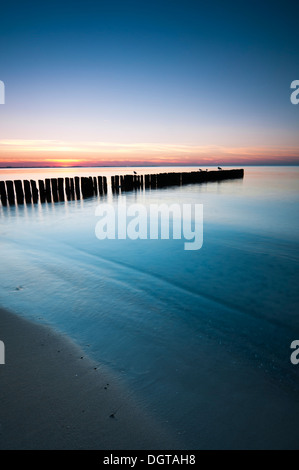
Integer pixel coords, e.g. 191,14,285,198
0,176,108,206
0,169,244,206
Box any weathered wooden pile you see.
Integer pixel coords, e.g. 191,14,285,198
0,169,244,206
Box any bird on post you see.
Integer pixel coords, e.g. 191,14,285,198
218,166,222,170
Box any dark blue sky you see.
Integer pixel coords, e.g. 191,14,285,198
0,0,298,165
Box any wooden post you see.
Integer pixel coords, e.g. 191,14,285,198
151,174,157,189
5,181,15,205
14,180,24,204
123,175,133,191
70,178,75,199
115,175,120,192
98,176,103,194
93,177,98,195
30,180,39,204
111,175,120,193
168,173,180,186
51,178,59,203
45,179,52,203
0,181,7,205
80,177,86,198
103,176,107,193
65,178,71,200
58,178,65,201
74,177,80,199
38,180,46,203
88,177,94,196
81,177,94,198
23,180,32,204
122,175,127,191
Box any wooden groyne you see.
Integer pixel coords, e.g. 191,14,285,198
0,175,108,207
111,169,243,192
0,169,243,206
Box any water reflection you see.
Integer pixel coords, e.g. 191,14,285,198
0,166,298,448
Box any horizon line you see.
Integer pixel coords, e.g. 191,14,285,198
1,163,299,170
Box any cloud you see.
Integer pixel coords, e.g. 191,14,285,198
0,139,298,166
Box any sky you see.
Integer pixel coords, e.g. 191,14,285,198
0,0,298,167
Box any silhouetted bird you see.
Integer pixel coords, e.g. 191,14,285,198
199,169,203,171
133,171,137,174
218,166,222,170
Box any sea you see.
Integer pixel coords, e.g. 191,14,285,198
0,165,298,449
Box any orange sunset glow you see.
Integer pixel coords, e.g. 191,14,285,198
0,140,298,167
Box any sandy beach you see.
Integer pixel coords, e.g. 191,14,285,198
0,307,177,450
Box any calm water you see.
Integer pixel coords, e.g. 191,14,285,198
0,166,298,449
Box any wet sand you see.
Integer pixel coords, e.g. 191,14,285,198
0,307,177,450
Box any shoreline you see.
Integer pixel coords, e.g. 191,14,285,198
0,307,178,450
